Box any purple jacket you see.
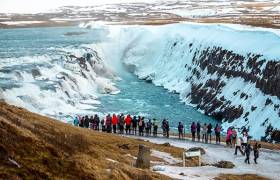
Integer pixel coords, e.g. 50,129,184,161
191,124,197,133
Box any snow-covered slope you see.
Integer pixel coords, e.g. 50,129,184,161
99,23,280,140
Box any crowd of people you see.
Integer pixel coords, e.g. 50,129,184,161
72,114,261,164
189,122,221,144
73,113,162,136
226,127,261,164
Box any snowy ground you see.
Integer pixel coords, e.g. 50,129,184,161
1,0,280,28
127,135,280,180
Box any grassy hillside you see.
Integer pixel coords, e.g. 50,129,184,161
0,101,184,179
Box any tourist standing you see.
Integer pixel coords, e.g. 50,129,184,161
178,122,184,139
84,115,90,128
89,116,94,130
197,122,201,142
191,122,197,141
112,114,118,133
93,114,100,131
138,117,144,136
232,127,237,146
207,123,212,143
162,119,167,137
153,118,158,137
146,119,152,135
166,120,170,138
79,116,84,127
234,137,244,155
105,114,112,133
119,113,125,134
253,142,261,164
202,123,207,143
73,116,79,126
214,124,221,144
132,116,138,135
226,127,232,147
244,143,252,164
125,114,132,134
101,117,105,132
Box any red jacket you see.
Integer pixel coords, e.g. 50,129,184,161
112,115,118,125
125,115,132,125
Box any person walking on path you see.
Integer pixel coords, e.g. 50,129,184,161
234,137,244,155
112,114,118,134
196,122,201,142
178,122,184,139
207,123,212,143
202,123,207,143
244,143,252,164
242,132,248,150
191,122,197,141
153,118,158,137
253,142,261,164
214,124,221,144
132,116,138,135
125,114,132,134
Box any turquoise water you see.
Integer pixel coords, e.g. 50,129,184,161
97,71,218,130
0,26,218,131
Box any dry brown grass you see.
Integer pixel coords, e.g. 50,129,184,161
195,16,280,29
0,101,189,179
215,174,270,180
238,2,278,10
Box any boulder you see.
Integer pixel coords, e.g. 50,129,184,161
152,166,165,171
31,69,41,78
186,147,206,155
136,145,150,169
118,144,130,150
162,142,171,147
213,161,235,169
0,145,9,161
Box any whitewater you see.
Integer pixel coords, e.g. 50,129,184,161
0,22,280,140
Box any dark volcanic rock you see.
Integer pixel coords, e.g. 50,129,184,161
187,45,279,131
186,147,206,155
31,69,41,78
213,161,235,169
118,144,130,150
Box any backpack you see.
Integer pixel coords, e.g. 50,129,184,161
215,126,221,133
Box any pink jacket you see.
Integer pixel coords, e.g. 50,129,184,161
226,128,232,141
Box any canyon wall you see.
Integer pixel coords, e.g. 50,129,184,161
116,23,280,140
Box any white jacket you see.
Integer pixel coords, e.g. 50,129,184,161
242,136,248,143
